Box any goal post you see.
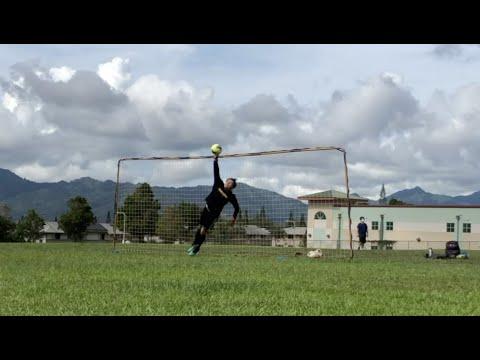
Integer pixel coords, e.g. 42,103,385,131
113,146,354,259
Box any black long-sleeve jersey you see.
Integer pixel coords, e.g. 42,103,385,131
204,158,240,219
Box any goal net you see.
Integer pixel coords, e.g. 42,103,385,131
113,146,354,258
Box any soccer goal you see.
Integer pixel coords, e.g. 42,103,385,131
113,146,354,259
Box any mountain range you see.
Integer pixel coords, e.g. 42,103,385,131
384,186,480,205
1,167,480,221
0,168,307,222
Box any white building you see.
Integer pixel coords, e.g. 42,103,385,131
273,227,307,247
39,221,69,243
298,190,480,250
39,221,125,243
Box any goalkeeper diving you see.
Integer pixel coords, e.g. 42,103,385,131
187,145,240,256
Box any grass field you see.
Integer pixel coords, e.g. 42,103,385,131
1,243,480,315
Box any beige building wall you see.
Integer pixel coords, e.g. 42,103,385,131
306,201,480,250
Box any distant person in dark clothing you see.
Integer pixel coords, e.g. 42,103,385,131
187,155,240,256
357,217,368,250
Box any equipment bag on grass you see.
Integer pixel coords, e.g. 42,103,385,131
445,241,460,258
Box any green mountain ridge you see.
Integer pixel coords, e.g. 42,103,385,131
0,168,307,222
385,186,480,205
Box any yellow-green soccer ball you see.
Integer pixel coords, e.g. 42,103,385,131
211,144,222,156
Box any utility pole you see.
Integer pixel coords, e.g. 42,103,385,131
337,213,342,249
117,211,127,244
380,214,385,248
456,215,461,244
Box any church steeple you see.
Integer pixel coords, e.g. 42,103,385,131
379,184,386,204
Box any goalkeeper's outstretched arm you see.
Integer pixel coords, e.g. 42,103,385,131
213,156,223,187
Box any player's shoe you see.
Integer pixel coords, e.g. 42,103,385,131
187,245,200,256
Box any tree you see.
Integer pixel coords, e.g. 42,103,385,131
156,206,181,243
15,209,45,243
235,209,247,227
0,215,16,242
106,211,111,224
288,211,294,223
209,218,237,244
59,196,95,242
298,213,306,227
254,206,268,227
156,202,201,243
119,183,161,241
388,198,408,205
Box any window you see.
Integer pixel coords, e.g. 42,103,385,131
386,221,393,231
446,223,455,233
55,233,61,240
463,223,471,233
314,211,326,220
372,221,379,230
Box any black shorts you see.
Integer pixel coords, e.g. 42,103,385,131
359,236,367,244
199,206,219,230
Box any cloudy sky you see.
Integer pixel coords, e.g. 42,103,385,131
1,44,480,199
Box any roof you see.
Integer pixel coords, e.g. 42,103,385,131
298,190,369,201
283,227,307,235
41,221,64,234
243,225,271,236
41,222,118,234
99,223,126,235
86,223,108,233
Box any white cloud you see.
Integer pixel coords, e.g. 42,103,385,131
349,162,396,179
126,74,232,151
97,57,131,91
237,176,280,192
126,75,194,111
12,76,25,89
39,126,57,135
49,66,76,83
281,185,322,199
2,92,18,112
258,125,279,135
2,55,480,199
381,72,403,85
14,162,54,182
34,70,48,80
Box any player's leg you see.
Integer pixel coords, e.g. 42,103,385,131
194,214,217,251
359,236,366,249
188,207,209,255
189,225,211,255
188,208,216,255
